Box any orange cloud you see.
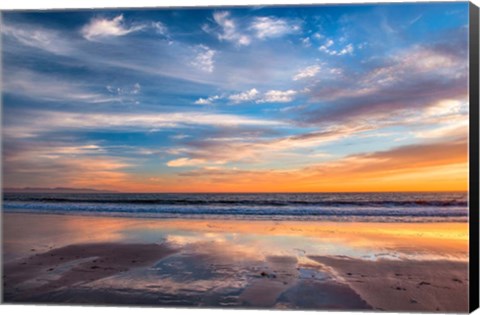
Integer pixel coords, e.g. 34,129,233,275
117,138,467,193
4,134,467,193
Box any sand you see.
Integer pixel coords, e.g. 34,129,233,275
1,212,469,311
239,256,299,306
3,243,178,302
308,256,468,312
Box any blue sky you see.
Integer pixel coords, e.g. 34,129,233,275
1,2,470,192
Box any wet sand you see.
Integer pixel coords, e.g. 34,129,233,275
3,243,177,302
2,213,469,311
309,256,468,312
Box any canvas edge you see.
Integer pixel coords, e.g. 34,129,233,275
469,1,480,313
0,10,5,305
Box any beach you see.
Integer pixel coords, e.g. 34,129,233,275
2,212,469,311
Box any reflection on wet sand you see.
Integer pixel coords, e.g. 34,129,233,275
3,213,468,311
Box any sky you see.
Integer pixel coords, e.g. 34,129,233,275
1,2,470,192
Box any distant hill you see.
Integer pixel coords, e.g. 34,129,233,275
3,187,118,194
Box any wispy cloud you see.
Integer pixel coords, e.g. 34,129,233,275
162,123,372,168
413,123,467,140
205,12,300,46
166,158,206,167
151,21,168,35
3,70,120,104
259,90,297,103
166,158,209,167
191,45,217,73
2,22,72,55
293,65,321,81
3,140,132,190
410,99,468,140
208,11,251,46
170,134,191,140
301,37,312,47
4,110,285,139
106,83,141,96
250,16,300,39
81,14,145,41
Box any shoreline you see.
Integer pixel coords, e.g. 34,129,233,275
1,208,469,223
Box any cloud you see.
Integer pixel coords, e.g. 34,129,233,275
413,123,467,140
302,37,468,126
133,83,141,94
81,14,145,41
259,90,297,103
4,142,105,161
4,129,467,193
393,45,462,74
322,138,467,179
2,23,71,55
3,15,305,91
319,39,354,56
206,12,299,46
319,39,334,51
170,134,190,140
194,98,212,105
163,123,370,168
2,140,132,190
197,88,298,104
166,158,207,167
293,65,321,81
409,99,468,140
3,110,284,139
301,37,312,47
250,16,300,39
338,44,354,56
194,95,221,105
278,104,308,113
2,9,470,193
210,11,251,46
174,138,467,192
106,83,141,96
228,88,260,103
191,45,216,73
3,69,120,104
424,99,464,117
151,21,167,35
4,20,235,92
196,88,299,105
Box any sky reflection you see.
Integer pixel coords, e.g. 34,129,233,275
4,213,468,263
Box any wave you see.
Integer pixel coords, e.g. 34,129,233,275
2,192,468,222
2,203,468,222
2,192,468,208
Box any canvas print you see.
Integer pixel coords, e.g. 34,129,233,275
1,2,477,312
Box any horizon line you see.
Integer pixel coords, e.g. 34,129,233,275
2,188,469,194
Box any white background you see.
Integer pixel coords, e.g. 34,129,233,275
0,0,479,315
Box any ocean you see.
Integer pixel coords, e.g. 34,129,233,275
2,192,468,222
